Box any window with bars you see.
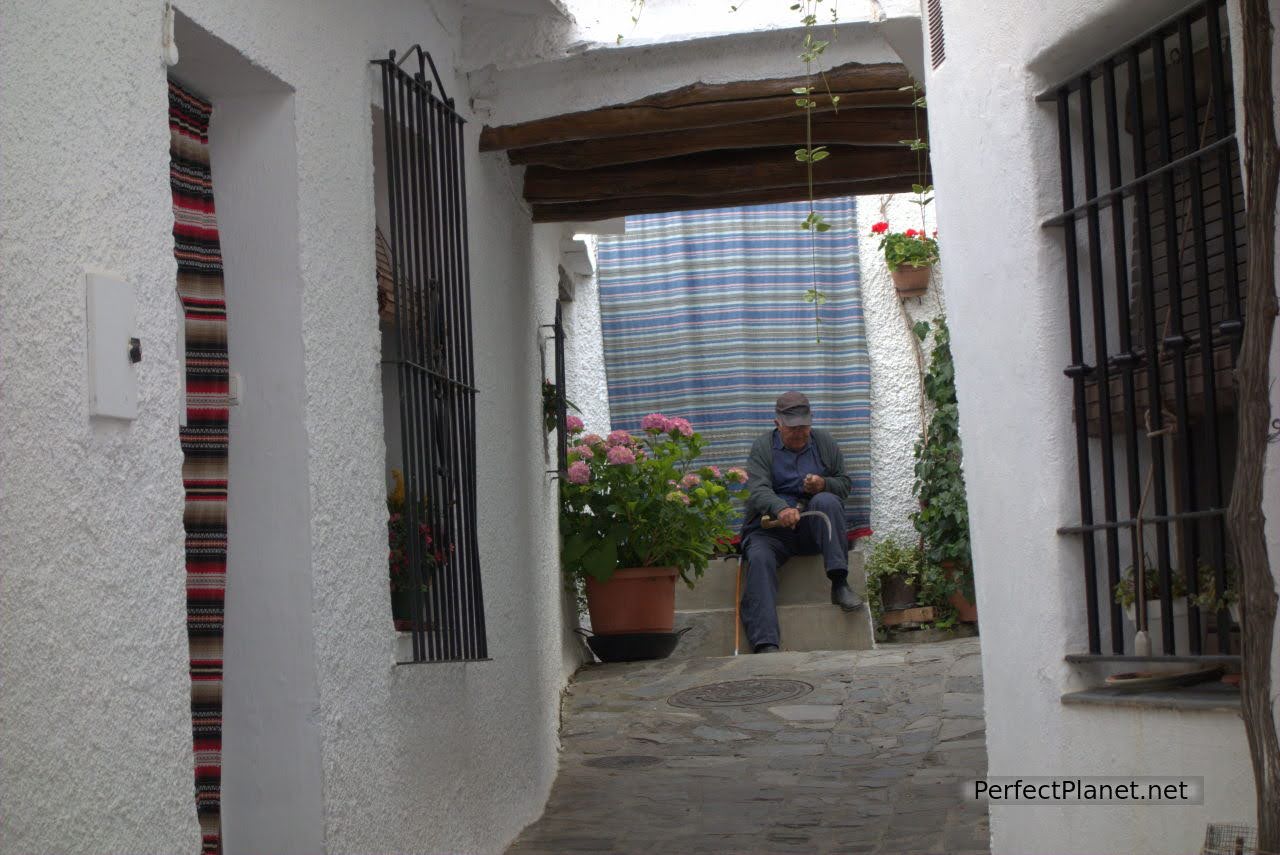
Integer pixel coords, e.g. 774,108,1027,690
1045,0,1245,659
375,47,488,663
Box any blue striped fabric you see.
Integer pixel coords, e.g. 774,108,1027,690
596,197,871,533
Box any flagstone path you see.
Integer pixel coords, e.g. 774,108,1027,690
507,637,989,854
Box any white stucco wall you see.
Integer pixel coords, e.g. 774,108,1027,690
922,0,1273,852
1,1,571,852
858,193,945,545
561,236,613,437
0,1,203,849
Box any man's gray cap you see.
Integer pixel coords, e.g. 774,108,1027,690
775,391,812,427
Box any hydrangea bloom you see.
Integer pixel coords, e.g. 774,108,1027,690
641,413,671,433
567,460,591,484
606,445,636,465
668,417,693,437
566,415,585,433
702,465,723,479
581,433,605,447
606,429,633,447
680,473,701,489
568,444,594,460
726,467,748,484
665,490,691,505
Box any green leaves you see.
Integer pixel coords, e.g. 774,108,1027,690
800,211,831,232
794,145,828,163
911,318,972,576
803,288,827,304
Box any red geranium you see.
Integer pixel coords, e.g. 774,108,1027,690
871,221,890,234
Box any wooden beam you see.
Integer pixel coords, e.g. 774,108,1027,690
507,110,924,169
628,62,913,108
479,64,915,152
523,145,923,203
530,175,921,222
879,606,937,626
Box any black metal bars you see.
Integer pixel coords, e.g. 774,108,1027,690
1048,0,1245,657
376,49,488,663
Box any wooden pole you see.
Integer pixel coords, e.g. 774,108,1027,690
1230,0,1280,847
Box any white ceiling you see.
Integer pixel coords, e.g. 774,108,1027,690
462,0,569,17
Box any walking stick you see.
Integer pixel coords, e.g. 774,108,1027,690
733,554,743,656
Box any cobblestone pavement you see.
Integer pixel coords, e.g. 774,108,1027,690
507,638,988,855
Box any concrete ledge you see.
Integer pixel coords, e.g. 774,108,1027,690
677,551,866,611
673,602,875,658
1061,683,1240,713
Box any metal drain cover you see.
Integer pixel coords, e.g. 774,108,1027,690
584,754,662,769
668,678,813,709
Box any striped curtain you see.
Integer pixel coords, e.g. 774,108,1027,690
596,198,871,534
169,80,228,855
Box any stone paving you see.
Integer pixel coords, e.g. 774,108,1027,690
507,638,988,855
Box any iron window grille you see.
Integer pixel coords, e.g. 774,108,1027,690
1043,0,1246,658
375,47,488,662
543,301,570,476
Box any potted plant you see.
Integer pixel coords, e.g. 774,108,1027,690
386,469,441,630
863,535,957,626
1114,560,1191,653
559,414,746,635
870,221,940,298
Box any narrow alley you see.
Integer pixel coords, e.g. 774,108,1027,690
508,638,989,854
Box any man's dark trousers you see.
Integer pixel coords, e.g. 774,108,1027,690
740,492,848,650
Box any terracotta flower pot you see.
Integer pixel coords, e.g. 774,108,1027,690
941,560,978,623
585,566,678,635
891,264,931,298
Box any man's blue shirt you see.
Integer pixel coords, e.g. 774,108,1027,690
769,429,824,508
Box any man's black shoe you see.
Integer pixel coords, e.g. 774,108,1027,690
754,643,780,654
831,583,865,612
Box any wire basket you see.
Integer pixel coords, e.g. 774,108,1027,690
1202,823,1258,855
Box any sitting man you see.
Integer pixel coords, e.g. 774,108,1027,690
741,391,864,653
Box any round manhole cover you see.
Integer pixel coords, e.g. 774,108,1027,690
668,678,813,709
584,755,662,769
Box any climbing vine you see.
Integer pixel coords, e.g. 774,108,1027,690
911,317,972,590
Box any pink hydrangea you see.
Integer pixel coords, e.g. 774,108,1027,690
726,467,748,484
581,433,605,447
702,465,723,479
565,415,585,434
606,445,636,465
568,444,594,460
665,490,691,505
567,460,591,484
606,429,633,447
641,413,671,433
667,417,693,437
680,473,701,489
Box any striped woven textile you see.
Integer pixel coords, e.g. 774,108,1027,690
169,79,228,855
596,198,872,535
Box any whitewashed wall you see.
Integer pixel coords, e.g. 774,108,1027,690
0,1,571,852
859,194,945,545
562,236,614,437
922,0,1274,851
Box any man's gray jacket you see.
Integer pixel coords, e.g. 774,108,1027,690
743,427,851,524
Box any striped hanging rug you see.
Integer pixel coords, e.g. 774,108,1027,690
596,199,873,535
169,79,228,855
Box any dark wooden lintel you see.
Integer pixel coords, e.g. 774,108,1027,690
530,175,921,222
479,63,916,151
523,145,923,203
507,109,923,169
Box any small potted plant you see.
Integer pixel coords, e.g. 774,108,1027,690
386,469,442,630
870,221,940,298
1114,559,1191,653
559,414,747,636
862,535,957,625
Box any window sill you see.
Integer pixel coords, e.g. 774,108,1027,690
1061,682,1240,713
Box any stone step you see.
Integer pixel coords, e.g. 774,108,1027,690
677,551,866,611
672,601,876,658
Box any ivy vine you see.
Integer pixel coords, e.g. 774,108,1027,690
911,316,972,594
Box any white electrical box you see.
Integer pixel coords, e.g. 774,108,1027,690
86,271,139,420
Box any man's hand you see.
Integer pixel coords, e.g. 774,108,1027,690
777,507,801,528
803,474,826,495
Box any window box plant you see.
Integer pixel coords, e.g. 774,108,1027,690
1113,560,1238,654
870,221,939,298
559,414,746,635
386,469,441,630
